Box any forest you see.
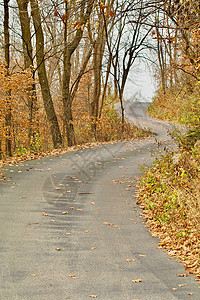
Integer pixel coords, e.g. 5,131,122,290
1,0,198,160
1,0,200,282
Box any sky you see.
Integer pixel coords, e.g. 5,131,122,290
124,64,156,102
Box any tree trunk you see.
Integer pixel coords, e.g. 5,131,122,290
4,0,12,157
62,51,76,147
17,0,37,144
90,14,105,133
30,0,62,148
119,90,125,132
99,53,112,118
156,23,166,94
62,2,76,147
62,0,94,146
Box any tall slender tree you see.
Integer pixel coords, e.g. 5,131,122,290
30,0,62,148
4,0,12,156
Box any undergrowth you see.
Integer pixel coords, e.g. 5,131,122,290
0,101,151,169
73,103,149,145
147,85,200,128
138,140,200,279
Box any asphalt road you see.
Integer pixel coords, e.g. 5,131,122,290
0,102,199,300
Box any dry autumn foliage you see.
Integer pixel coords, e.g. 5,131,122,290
138,148,200,279
0,61,34,157
0,55,150,173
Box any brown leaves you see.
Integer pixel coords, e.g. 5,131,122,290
89,295,97,298
62,14,68,22
68,274,77,279
177,273,188,277
132,279,142,283
105,10,114,18
178,284,188,287
138,151,200,276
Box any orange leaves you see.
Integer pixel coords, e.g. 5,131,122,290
125,259,136,262
54,10,58,17
68,274,77,279
105,10,115,18
0,61,34,158
100,3,107,10
99,2,114,18
42,212,48,216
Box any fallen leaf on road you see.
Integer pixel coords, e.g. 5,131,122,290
55,248,61,251
66,233,71,235
77,209,83,211
126,259,136,262
42,212,48,216
31,274,37,277
62,211,68,214
85,230,90,233
132,279,142,283
89,296,97,298
177,273,188,277
103,222,114,225
188,293,193,295
90,247,96,250
172,288,177,290
178,284,187,287
139,254,147,257
50,219,56,222
68,275,77,279
90,202,96,205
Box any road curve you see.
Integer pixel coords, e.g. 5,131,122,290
0,102,199,300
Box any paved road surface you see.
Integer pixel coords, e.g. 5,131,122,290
0,102,199,299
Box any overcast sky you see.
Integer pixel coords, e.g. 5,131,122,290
124,63,156,102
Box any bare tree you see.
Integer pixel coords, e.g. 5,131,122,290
61,0,94,146
103,0,153,129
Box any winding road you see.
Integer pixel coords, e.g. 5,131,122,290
0,102,199,299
